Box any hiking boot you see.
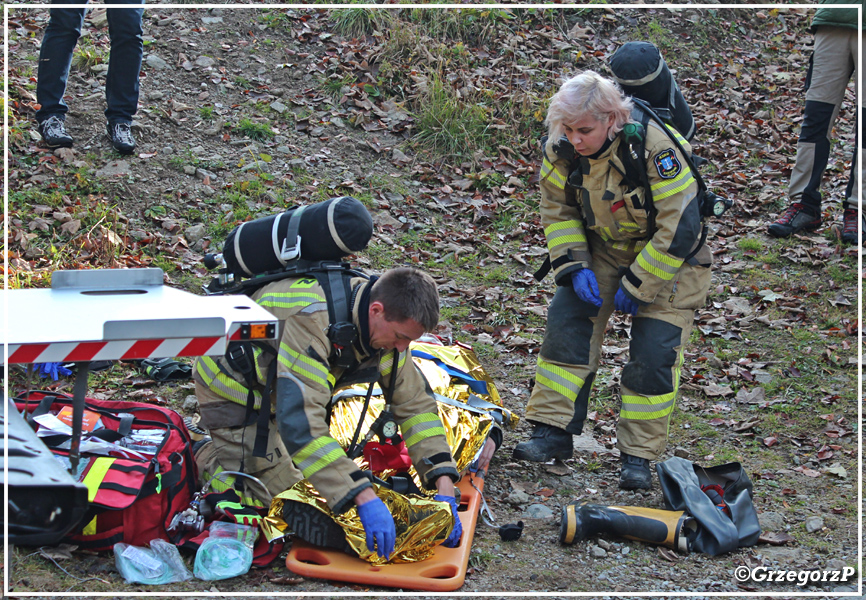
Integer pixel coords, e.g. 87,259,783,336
767,203,821,238
512,423,573,462
619,453,652,490
839,208,860,245
106,121,136,154
282,500,355,554
38,115,73,148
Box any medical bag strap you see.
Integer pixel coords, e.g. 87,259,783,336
21,391,131,445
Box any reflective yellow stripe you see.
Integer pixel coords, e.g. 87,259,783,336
637,242,681,280
620,392,676,420
197,356,261,409
545,220,586,250
637,253,675,280
646,242,683,269
621,350,681,420
258,292,325,309
82,457,116,502
380,351,407,378
279,342,329,388
202,466,265,507
651,169,695,201
540,158,566,189
402,413,446,447
665,123,687,145
536,357,584,400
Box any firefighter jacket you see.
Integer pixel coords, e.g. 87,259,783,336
193,275,459,514
538,120,704,305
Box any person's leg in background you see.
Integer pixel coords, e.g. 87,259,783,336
769,26,855,239
35,2,87,147
839,27,861,244
104,1,144,154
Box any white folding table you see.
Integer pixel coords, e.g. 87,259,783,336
3,268,278,473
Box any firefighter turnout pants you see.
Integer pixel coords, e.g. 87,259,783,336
525,241,710,460
194,380,303,507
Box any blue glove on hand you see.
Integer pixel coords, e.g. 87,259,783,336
435,494,463,548
571,269,603,307
614,287,640,316
37,362,72,381
356,497,396,560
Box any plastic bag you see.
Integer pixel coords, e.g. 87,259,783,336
193,522,255,581
114,539,192,585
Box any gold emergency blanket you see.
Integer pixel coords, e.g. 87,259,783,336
264,340,517,560
264,481,452,565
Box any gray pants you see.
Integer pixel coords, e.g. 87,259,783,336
789,26,862,211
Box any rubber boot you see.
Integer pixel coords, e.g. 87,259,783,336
619,452,652,490
512,423,573,462
559,503,693,552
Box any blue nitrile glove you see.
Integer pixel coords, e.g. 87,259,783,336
571,269,603,307
614,287,640,316
356,497,396,560
435,494,463,548
37,362,72,380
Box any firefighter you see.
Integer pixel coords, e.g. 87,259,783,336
193,267,462,559
513,71,712,490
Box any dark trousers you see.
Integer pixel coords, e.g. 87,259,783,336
36,0,144,125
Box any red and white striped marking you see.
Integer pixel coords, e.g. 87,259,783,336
6,337,224,365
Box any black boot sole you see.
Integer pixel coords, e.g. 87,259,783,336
512,444,573,462
283,500,355,554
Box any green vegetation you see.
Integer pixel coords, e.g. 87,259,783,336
332,7,395,38
235,117,275,141
413,72,492,159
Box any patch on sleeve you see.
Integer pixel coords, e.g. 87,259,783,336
653,148,681,179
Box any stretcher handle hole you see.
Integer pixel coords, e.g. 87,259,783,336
418,565,460,580
294,547,333,566
233,305,251,309
80,289,148,295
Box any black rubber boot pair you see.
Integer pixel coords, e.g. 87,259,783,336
512,423,573,462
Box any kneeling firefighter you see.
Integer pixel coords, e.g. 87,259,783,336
513,70,712,490
193,197,462,560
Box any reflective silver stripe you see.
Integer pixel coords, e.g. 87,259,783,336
535,357,583,400
402,413,446,447
273,211,287,266
328,197,354,254
233,221,252,276
380,351,406,378
614,58,665,87
196,356,262,409
294,437,345,478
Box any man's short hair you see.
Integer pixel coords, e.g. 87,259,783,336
370,267,439,331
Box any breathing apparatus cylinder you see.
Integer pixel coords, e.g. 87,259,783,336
559,502,694,552
220,195,373,279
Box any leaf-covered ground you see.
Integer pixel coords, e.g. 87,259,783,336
4,5,859,596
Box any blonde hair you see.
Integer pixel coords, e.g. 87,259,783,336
546,71,634,142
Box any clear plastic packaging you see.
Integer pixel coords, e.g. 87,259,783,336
114,539,192,585
193,522,255,581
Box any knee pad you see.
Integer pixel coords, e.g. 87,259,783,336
622,318,681,396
